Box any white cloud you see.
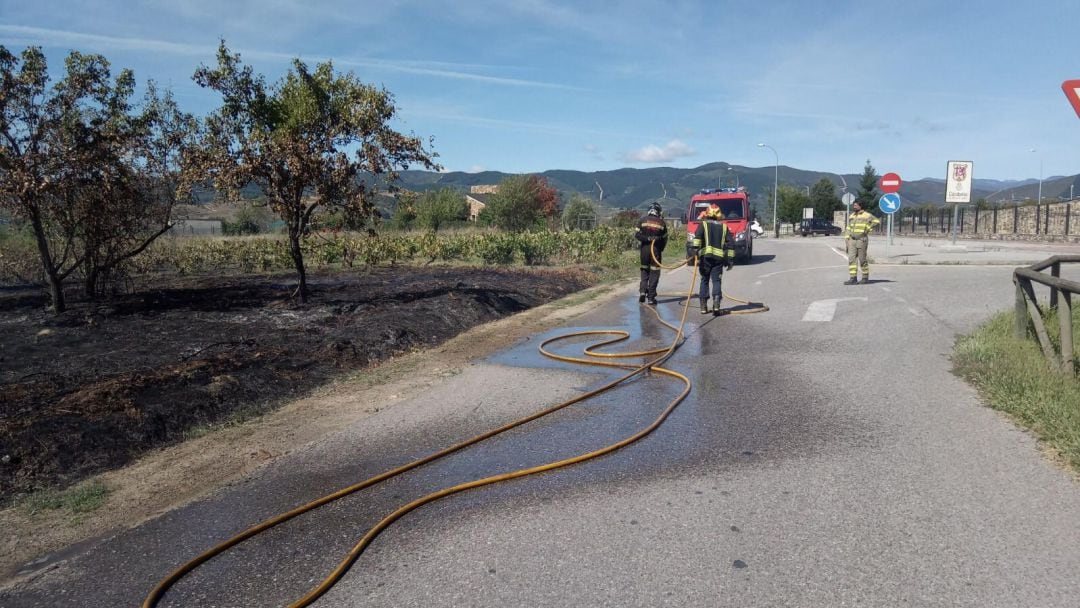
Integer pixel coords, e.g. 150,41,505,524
623,140,696,164
468,164,486,173
0,25,578,90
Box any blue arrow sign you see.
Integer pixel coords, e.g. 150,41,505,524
879,192,902,215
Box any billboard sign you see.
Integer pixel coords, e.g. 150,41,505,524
945,161,974,203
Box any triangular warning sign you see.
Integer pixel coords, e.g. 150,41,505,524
1064,79,1080,119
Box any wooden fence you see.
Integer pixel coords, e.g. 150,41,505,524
1013,255,1080,373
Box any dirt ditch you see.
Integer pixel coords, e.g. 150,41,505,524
0,266,594,504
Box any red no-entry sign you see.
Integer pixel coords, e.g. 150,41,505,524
879,172,902,194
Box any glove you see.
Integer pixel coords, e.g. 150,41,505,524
726,260,734,271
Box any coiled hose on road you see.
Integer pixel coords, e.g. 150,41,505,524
143,246,766,607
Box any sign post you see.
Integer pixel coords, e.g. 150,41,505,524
879,192,902,256
878,174,902,253
842,192,856,225
945,161,974,245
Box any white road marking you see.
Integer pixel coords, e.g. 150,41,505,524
881,286,892,292
755,280,762,285
802,297,868,322
759,265,843,278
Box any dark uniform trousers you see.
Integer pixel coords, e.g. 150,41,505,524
639,242,663,299
691,218,734,309
698,256,725,304
635,215,668,301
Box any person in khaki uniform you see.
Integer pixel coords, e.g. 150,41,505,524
844,200,881,284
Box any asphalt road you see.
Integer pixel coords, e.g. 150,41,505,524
5,236,1080,607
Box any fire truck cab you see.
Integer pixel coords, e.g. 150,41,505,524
685,187,753,264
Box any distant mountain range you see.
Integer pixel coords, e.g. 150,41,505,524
396,163,1080,213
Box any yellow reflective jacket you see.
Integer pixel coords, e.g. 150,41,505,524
691,219,735,260
845,210,881,240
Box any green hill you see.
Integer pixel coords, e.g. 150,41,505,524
397,163,1080,210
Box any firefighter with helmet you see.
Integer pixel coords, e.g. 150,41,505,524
691,202,735,315
844,200,881,284
635,202,668,305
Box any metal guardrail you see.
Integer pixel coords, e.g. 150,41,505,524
1013,255,1080,372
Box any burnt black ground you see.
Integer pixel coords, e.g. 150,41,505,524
0,266,593,503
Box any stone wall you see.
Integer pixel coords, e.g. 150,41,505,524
889,201,1080,242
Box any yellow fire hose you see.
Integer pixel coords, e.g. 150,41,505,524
649,240,769,316
143,244,765,607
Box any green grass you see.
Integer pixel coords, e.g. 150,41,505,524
954,308,1080,473
18,480,110,516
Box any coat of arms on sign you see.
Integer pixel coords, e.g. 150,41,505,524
952,163,968,182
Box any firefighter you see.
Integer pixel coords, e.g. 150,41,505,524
690,203,735,315
635,202,668,305
844,200,881,285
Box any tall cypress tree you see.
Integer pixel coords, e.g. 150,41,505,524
856,159,879,208
810,177,842,220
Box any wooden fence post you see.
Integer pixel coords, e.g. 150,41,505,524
1051,262,1060,309
1019,279,1057,363
1061,290,1074,373
1015,280,1028,339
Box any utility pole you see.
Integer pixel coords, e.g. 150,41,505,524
758,143,779,238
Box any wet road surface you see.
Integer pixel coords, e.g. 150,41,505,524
5,236,1080,607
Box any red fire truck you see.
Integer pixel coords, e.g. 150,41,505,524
685,187,753,264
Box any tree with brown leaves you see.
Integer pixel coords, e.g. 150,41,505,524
191,42,440,302
0,46,196,312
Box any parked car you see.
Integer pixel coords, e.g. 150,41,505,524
800,218,842,237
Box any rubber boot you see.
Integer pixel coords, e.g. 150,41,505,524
843,277,858,285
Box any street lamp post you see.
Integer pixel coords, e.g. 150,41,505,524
758,143,779,237
838,174,850,224
1031,148,1043,206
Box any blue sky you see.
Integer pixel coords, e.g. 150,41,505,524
2,0,1079,181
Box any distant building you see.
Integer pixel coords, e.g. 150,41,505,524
466,185,499,221
169,218,223,236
